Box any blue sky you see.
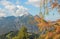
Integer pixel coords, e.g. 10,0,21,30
0,0,60,21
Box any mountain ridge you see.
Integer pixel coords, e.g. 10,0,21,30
0,14,39,35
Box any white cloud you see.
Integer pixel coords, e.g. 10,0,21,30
28,0,39,2
0,9,6,17
26,0,40,7
0,0,29,17
0,13,6,17
26,0,50,7
0,1,16,12
16,5,28,10
14,5,29,16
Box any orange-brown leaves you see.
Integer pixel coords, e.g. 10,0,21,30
45,32,54,39
51,2,58,9
48,32,54,37
34,16,53,31
53,34,60,39
55,26,60,34
35,15,60,39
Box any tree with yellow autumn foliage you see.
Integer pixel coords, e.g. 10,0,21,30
12,26,28,39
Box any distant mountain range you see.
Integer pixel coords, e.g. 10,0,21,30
0,13,39,35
